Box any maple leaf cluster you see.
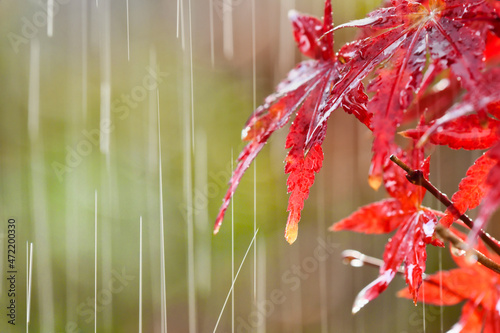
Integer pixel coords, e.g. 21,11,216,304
215,0,500,330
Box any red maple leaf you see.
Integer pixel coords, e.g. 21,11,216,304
398,231,500,332
305,0,495,189
331,149,443,311
437,153,496,228
214,0,371,243
402,115,500,151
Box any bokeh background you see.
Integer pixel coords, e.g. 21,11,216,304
0,0,497,332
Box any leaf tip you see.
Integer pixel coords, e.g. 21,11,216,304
213,223,221,235
285,221,299,244
398,130,412,139
329,223,339,232
368,174,382,190
352,295,369,314
213,213,224,235
412,293,419,306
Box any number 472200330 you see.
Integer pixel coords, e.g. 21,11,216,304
7,218,15,269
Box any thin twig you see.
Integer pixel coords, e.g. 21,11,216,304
341,249,486,299
390,154,500,256
342,249,406,275
434,224,500,274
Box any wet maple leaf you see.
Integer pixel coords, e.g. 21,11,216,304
212,60,325,238
213,0,370,243
398,231,500,332
305,0,495,189
331,149,443,311
402,115,500,150
437,153,496,228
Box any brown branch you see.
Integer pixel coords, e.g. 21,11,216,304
435,224,500,274
390,154,500,257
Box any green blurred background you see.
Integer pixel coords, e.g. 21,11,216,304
0,0,494,332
